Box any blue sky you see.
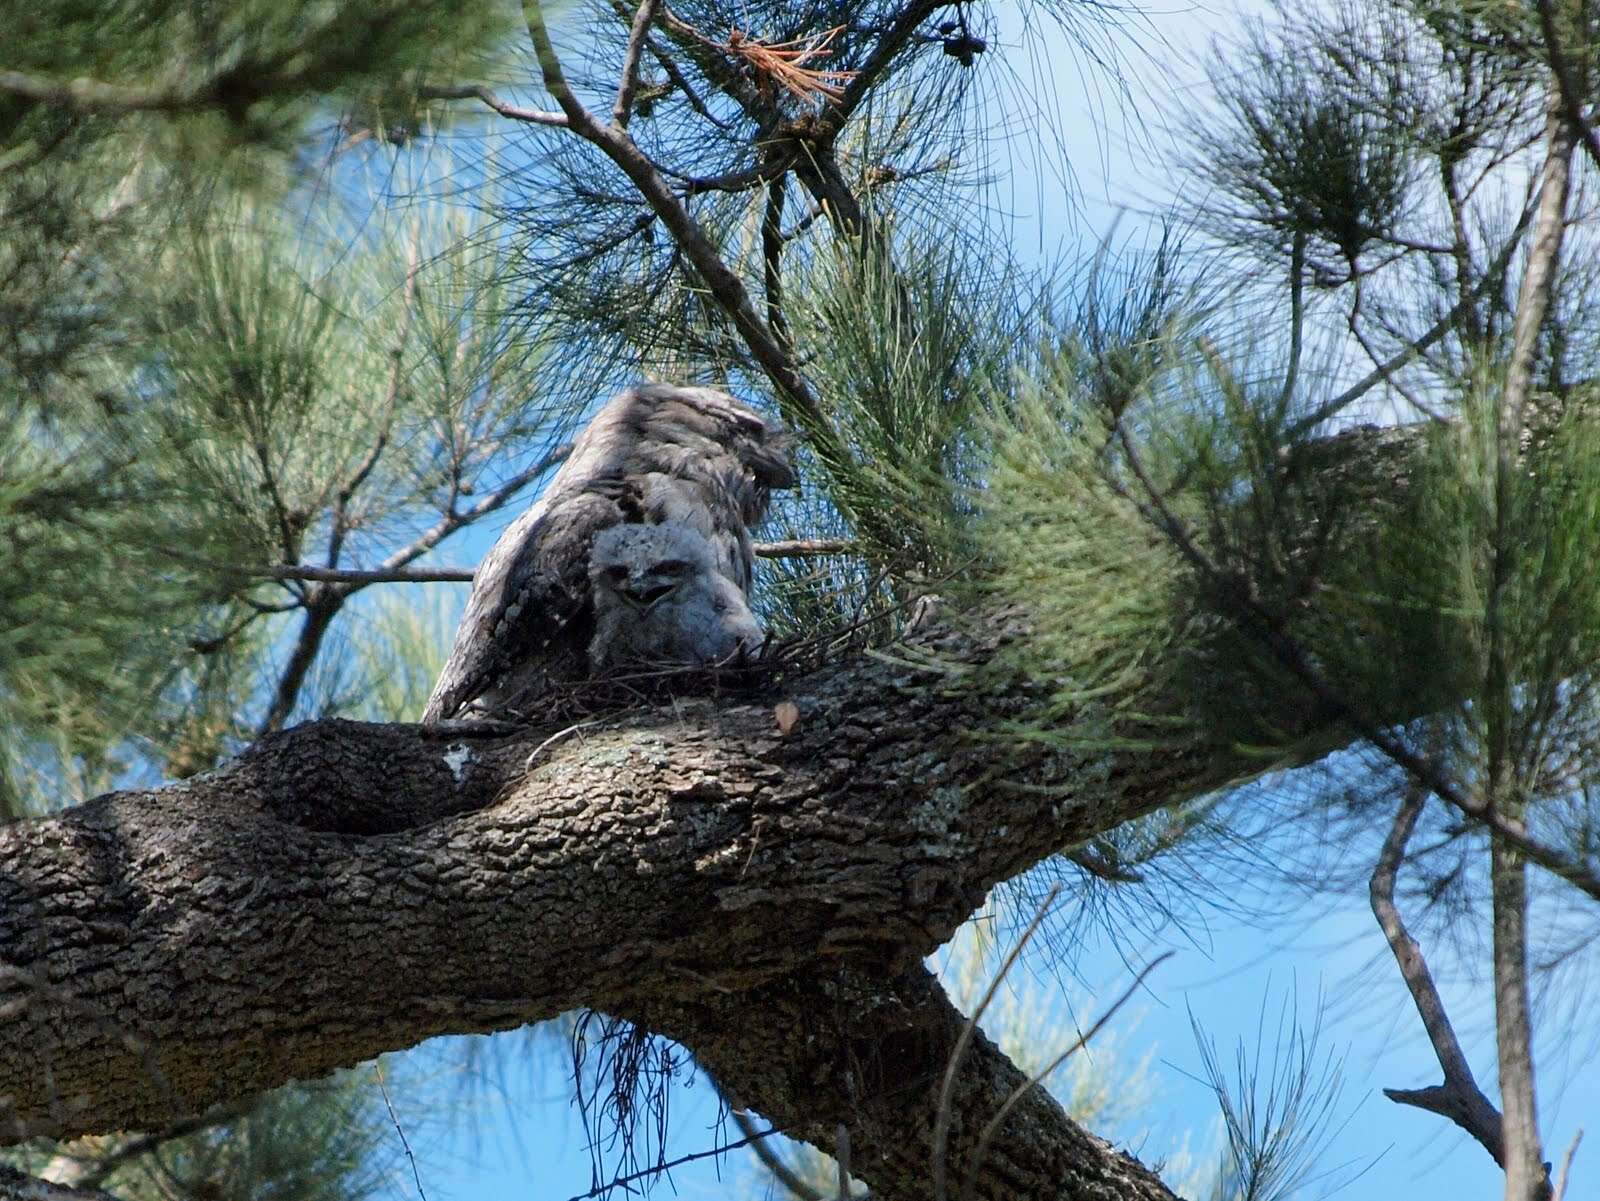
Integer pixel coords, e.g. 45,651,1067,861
343,3,1599,1199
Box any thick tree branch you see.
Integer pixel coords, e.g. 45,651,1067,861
642,965,1182,1201
1,421,1527,1198
0,614,1218,1198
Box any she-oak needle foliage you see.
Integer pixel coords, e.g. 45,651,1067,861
9,0,1600,1194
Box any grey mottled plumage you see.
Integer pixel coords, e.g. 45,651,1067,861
422,384,792,721
587,523,763,670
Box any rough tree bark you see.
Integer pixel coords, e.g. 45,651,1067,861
0,610,1236,1201
0,424,1444,1199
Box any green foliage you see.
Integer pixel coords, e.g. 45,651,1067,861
0,0,547,793
0,402,264,811
0,1077,389,1201
965,245,1284,760
1190,993,1352,1201
784,229,1038,580
15,0,1598,1193
1343,374,1600,811
1190,12,1416,270
0,0,515,150
977,365,1193,740
142,208,382,564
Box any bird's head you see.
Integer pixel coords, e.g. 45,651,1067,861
588,523,763,667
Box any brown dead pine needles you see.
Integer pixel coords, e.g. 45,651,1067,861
720,25,858,107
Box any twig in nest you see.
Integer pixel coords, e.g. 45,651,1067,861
525,720,604,772
720,25,858,108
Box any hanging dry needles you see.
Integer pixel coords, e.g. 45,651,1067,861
720,24,858,108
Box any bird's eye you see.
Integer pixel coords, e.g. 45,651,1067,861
604,565,630,583
654,559,692,576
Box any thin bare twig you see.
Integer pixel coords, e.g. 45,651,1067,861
930,884,1063,1201
1287,200,1537,438
415,83,567,126
375,1062,427,1201
247,538,853,586
1552,1129,1582,1201
560,1122,787,1201
640,28,730,129
959,953,1173,1201
257,564,475,584
254,440,568,735
728,1103,824,1201
329,223,422,567
377,443,571,575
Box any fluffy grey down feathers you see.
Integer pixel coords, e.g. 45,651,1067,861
421,384,792,721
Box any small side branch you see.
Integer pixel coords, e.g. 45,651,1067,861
613,0,663,128
1287,199,1537,437
1552,1129,1583,1201
728,1103,825,1201
522,1,827,434
762,177,792,352
1501,90,1576,441
328,224,422,568
1370,790,1506,1167
1537,0,1600,175
416,83,568,126
376,443,572,576
247,538,854,587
